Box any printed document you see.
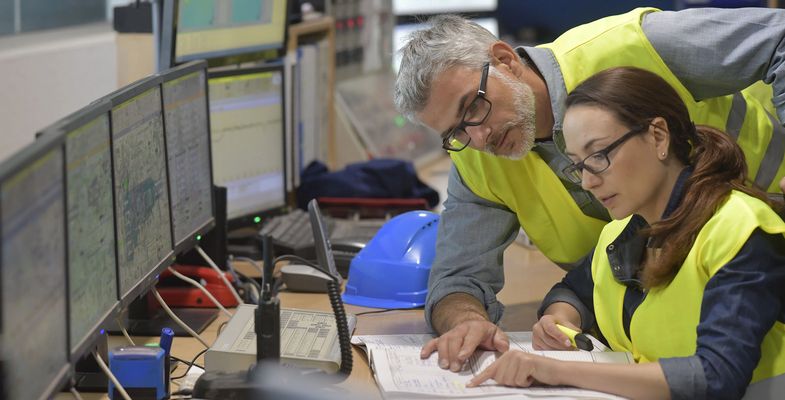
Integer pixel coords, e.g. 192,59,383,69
352,332,632,399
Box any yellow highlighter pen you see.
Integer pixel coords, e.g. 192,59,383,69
555,323,594,351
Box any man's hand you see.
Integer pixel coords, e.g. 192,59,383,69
780,176,785,193
421,319,509,371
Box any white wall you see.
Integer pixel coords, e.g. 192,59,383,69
0,23,118,162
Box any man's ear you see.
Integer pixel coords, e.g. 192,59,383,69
490,41,524,78
649,117,671,159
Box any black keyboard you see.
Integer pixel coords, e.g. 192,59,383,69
259,209,385,276
261,208,326,249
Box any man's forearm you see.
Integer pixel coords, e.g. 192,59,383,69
431,292,490,335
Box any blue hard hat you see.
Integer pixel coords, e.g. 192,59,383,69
342,210,439,309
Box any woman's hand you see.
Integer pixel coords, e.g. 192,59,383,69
532,314,580,350
466,350,559,388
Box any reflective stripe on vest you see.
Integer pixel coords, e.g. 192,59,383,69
726,92,746,140
758,111,785,189
592,191,785,383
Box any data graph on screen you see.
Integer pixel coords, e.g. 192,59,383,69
163,69,214,245
111,86,173,298
208,69,285,220
1,148,68,400
64,112,118,356
173,0,287,63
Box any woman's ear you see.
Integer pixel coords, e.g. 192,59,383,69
649,117,671,160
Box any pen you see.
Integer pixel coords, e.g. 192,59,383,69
555,323,593,351
160,327,174,397
159,327,174,356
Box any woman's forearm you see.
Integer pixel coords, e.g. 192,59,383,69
544,358,671,400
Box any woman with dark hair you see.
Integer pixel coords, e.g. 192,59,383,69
467,67,785,399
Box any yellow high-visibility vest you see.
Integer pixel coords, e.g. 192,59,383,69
592,190,785,383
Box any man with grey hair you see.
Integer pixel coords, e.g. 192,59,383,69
394,7,785,374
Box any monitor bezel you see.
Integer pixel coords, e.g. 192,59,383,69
158,0,290,71
207,62,289,231
108,75,177,308
37,99,124,363
158,60,217,256
0,132,72,400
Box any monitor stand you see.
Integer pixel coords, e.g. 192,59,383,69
119,293,219,337
72,338,109,392
227,227,263,259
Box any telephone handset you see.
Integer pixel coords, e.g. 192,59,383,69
306,199,353,376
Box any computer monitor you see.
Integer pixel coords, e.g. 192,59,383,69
160,60,216,254
208,64,287,228
38,99,121,362
159,0,289,70
110,76,175,305
0,134,70,400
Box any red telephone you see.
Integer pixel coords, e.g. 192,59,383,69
156,264,239,308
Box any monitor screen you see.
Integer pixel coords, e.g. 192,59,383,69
63,106,120,359
160,0,288,68
162,62,215,250
0,140,69,400
208,66,286,223
111,83,174,301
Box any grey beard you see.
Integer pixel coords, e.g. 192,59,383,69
485,121,535,160
485,67,537,160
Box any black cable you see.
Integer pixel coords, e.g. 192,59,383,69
223,257,243,286
169,388,193,398
170,347,209,381
233,268,261,292
326,279,352,377
232,267,262,302
272,276,285,295
354,307,421,316
169,355,203,371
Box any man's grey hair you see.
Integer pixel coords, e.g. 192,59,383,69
394,15,499,124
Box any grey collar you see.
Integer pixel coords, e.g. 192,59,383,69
515,46,567,133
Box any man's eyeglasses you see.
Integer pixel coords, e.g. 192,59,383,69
441,63,492,152
562,124,649,184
